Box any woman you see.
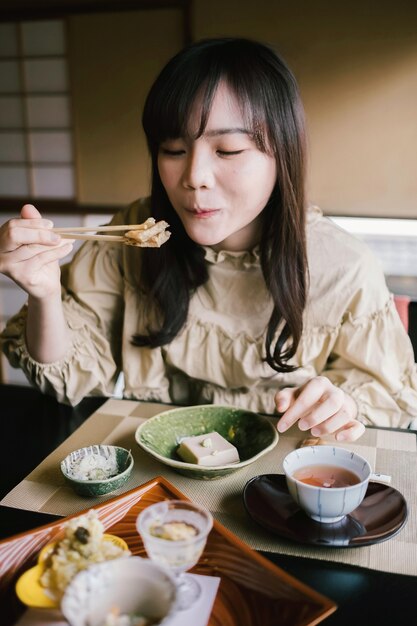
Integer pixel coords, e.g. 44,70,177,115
1,38,416,440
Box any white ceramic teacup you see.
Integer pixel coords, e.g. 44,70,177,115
283,445,371,523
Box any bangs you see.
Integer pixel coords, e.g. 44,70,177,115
142,40,274,153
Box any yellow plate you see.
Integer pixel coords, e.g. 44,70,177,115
15,534,129,608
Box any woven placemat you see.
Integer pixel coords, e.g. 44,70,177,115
2,399,416,575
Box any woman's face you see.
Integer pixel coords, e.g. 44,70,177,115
157,83,276,251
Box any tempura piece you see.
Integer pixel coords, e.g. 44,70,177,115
124,220,170,248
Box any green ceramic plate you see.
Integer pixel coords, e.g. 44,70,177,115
61,445,134,496
135,405,279,479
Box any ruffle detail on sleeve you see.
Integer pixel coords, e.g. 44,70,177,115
335,375,417,429
1,303,119,406
323,296,417,428
394,365,417,419
343,293,396,328
335,378,401,427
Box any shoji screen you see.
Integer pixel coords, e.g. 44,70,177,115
0,19,75,199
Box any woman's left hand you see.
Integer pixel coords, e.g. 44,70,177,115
275,376,365,442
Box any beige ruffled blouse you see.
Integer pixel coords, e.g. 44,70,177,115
2,198,417,427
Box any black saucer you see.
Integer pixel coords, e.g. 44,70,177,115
243,474,408,547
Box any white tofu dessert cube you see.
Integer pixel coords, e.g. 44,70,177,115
177,431,240,466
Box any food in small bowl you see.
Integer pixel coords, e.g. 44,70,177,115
137,500,213,611
61,557,177,626
283,445,372,523
135,404,278,479
61,444,134,496
15,510,129,608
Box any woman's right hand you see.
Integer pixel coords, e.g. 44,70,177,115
0,204,74,300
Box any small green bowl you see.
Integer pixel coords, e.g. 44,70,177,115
61,445,134,496
135,404,279,479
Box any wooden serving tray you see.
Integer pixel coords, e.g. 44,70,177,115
0,476,337,626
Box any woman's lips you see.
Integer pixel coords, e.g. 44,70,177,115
185,208,220,218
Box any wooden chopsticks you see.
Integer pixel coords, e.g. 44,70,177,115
51,218,171,247
52,224,149,233
57,233,126,241
52,224,148,243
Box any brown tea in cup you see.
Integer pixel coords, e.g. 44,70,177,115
284,446,371,522
293,464,361,488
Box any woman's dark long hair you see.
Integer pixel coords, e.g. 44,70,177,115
133,37,308,373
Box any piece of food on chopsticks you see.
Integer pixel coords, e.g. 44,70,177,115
53,217,171,248
39,510,129,597
124,218,171,248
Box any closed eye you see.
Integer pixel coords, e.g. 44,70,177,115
217,150,245,156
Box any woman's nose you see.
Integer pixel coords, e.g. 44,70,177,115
181,151,214,190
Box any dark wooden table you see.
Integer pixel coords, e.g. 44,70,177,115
1,383,416,626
